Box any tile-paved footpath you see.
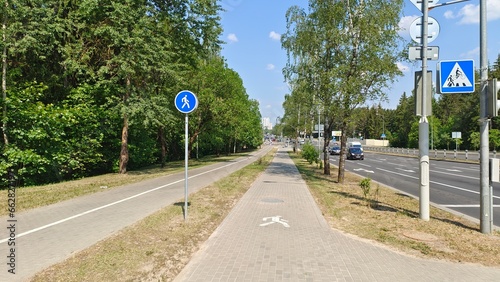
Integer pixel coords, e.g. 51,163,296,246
174,147,500,282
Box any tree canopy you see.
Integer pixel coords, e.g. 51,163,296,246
0,0,263,187
281,0,406,182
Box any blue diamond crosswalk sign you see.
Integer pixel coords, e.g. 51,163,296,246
438,60,474,94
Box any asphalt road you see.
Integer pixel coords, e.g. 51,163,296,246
328,151,500,229
0,146,274,282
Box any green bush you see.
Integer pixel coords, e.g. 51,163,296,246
359,178,371,206
301,143,319,164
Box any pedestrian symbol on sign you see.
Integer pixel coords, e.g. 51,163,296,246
181,94,190,109
438,60,474,94
445,63,471,87
175,90,198,114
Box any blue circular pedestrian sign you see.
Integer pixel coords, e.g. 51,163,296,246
175,90,198,114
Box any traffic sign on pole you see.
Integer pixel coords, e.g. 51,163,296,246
409,16,440,44
175,90,198,114
438,60,474,93
409,0,439,11
409,46,439,61
174,90,198,220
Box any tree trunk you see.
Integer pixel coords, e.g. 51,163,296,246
119,114,129,174
119,77,131,174
2,0,9,147
323,129,331,175
338,122,347,183
158,127,166,168
323,120,334,175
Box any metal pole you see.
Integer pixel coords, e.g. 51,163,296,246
382,114,385,146
479,0,491,234
318,106,321,159
184,114,189,220
419,0,430,221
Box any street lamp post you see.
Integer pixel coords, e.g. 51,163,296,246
276,116,280,141
317,105,321,159
382,115,385,146
377,107,385,146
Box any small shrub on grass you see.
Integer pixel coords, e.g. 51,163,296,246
301,143,319,164
359,178,371,206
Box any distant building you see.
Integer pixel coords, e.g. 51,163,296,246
261,117,272,130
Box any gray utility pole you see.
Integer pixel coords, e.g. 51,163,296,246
419,0,430,221
479,0,492,234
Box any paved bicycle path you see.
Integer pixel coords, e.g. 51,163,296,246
174,147,500,282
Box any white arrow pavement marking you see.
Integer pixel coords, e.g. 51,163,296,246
260,216,290,228
353,168,374,174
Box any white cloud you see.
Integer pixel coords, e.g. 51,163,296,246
460,47,480,58
398,15,418,36
227,33,238,43
397,62,410,73
443,0,500,25
269,31,281,41
266,64,275,71
443,10,454,20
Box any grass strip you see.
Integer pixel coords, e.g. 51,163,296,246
290,152,500,267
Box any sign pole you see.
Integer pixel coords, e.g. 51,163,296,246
419,0,430,221
479,0,491,234
174,90,198,221
184,113,189,220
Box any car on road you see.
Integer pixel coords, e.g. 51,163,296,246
347,147,364,160
329,146,341,155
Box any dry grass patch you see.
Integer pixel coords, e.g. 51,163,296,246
30,150,276,282
0,154,246,216
291,153,500,267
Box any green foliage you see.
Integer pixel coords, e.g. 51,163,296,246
359,178,371,199
0,0,262,188
301,143,319,164
281,0,405,182
489,129,500,151
469,132,480,150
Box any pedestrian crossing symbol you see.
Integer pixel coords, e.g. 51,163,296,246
438,60,474,94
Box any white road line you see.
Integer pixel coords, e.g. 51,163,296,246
376,167,500,200
440,205,500,208
386,162,408,167
0,156,254,244
452,166,478,171
430,169,477,180
395,168,415,173
356,163,372,168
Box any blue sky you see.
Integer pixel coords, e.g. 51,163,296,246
218,0,500,126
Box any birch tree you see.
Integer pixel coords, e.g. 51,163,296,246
282,0,405,182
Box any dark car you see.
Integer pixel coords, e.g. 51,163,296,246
347,147,364,160
329,146,341,155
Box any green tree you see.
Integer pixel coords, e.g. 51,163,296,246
390,92,417,148
282,0,405,182
469,131,480,150
489,129,500,151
